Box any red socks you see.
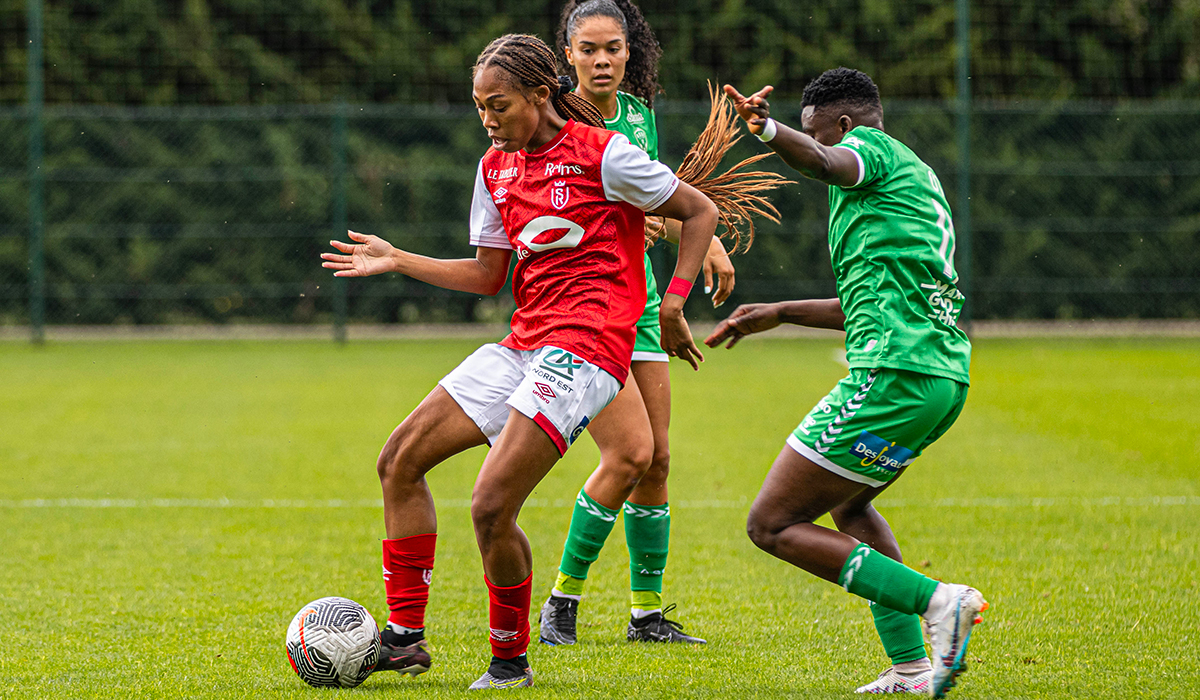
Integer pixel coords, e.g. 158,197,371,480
485,574,532,659
382,533,437,629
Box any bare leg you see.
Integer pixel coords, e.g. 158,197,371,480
627,361,671,506
377,386,487,537
471,409,564,585
745,446,877,583
582,372,655,509
828,467,910,560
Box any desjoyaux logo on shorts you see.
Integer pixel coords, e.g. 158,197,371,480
848,431,913,473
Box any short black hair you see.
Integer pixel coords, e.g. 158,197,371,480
801,67,882,116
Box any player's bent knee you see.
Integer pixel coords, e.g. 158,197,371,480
375,422,429,486
745,508,779,553
641,447,670,486
469,489,517,541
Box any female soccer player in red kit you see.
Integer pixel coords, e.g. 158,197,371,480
320,34,717,690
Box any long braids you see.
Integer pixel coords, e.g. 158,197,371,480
474,34,604,128
660,82,794,254
557,0,663,107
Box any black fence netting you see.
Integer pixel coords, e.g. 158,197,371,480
2,0,1198,329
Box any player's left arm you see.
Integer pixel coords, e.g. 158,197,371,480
650,182,718,370
723,84,861,188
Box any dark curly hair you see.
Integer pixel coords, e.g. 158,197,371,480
474,34,605,128
801,67,883,121
556,0,663,108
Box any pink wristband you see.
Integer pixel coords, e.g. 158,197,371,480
665,276,693,299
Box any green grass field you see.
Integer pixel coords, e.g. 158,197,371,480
2,336,1197,699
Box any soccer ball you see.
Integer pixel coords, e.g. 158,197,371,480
285,597,381,688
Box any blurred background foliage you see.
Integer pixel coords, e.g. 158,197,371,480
1,0,1198,325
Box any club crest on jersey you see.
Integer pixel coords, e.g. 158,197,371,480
550,180,570,210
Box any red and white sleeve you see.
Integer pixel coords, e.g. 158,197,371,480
468,160,512,250
600,133,679,212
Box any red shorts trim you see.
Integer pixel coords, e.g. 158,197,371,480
532,411,568,456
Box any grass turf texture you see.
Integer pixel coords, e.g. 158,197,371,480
2,337,1197,699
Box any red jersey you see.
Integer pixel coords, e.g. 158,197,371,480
469,120,679,381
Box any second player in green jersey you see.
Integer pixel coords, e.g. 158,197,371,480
710,69,987,698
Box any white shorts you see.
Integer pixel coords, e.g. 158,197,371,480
438,343,622,456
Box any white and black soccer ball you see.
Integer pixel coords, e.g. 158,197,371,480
285,597,381,688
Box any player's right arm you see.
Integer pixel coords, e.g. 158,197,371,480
722,84,860,188
704,299,845,349
321,231,511,296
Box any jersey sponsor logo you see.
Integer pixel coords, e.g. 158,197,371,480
550,180,570,210
492,186,508,204
568,415,590,445
515,215,585,255
921,280,964,326
487,166,519,181
848,431,913,473
539,349,585,380
544,162,583,177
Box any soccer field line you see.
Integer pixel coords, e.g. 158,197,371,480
1,495,1198,509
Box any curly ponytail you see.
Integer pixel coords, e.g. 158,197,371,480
557,0,663,107
474,34,605,128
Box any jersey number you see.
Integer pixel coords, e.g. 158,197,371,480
927,170,956,280
516,216,585,253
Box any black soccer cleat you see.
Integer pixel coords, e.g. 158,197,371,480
374,628,431,676
538,594,579,646
626,603,706,644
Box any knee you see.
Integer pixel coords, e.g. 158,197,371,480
640,446,670,488
745,508,778,553
376,423,424,486
470,489,514,546
605,440,654,490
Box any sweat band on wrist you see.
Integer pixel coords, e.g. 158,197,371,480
665,276,693,300
756,118,778,143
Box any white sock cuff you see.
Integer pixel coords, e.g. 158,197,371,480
551,588,581,601
630,607,661,619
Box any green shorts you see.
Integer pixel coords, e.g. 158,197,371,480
787,368,968,487
633,252,667,363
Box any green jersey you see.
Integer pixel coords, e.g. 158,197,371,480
604,91,658,160
597,91,662,336
828,126,971,384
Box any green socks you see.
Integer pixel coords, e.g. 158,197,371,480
553,490,671,613
624,501,670,611
838,543,940,616
556,489,619,589
870,601,928,664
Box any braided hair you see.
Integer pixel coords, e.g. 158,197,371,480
556,0,663,108
648,83,795,254
474,34,605,128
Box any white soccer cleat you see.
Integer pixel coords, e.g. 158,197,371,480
855,666,932,694
923,584,988,698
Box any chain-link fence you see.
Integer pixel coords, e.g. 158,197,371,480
3,1,1199,337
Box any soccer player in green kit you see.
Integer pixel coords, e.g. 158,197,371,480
709,69,988,698
537,0,737,646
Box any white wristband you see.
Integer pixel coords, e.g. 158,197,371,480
756,118,778,143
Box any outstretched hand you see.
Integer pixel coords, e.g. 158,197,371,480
704,303,782,349
723,84,774,135
321,230,397,277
